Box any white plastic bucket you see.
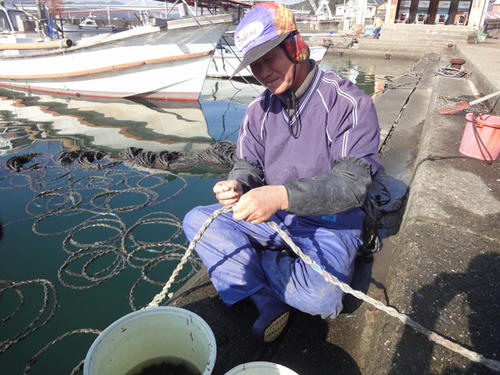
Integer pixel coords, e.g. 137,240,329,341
83,306,216,375
224,362,299,375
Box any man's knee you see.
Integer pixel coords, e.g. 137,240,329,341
298,283,344,318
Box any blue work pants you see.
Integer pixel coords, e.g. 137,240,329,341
183,204,363,319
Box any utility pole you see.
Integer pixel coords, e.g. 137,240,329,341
356,0,367,25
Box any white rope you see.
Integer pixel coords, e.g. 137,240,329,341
266,221,500,372
148,205,500,372
146,205,232,308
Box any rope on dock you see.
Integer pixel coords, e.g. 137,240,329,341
267,220,500,373
148,205,500,373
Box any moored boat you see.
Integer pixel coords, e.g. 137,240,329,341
62,15,117,34
0,4,232,101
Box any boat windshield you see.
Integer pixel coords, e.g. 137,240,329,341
7,10,35,32
0,9,11,32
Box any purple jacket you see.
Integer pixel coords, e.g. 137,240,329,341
229,65,381,217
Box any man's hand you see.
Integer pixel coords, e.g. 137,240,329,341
233,185,288,224
213,180,243,206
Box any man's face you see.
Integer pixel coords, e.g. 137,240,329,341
250,46,295,94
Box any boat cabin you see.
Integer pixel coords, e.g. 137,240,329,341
0,7,36,33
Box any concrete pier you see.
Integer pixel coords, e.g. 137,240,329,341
167,37,500,375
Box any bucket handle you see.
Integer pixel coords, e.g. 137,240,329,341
474,114,500,129
471,114,494,163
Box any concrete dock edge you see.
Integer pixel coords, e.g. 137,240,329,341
365,45,500,374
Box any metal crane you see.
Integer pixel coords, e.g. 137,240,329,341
308,0,333,20
273,0,334,20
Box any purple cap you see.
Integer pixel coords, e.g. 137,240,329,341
232,2,297,77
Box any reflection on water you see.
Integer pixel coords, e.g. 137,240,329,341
0,54,416,374
0,126,36,155
0,90,216,154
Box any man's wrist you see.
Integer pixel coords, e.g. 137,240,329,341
278,185,289,210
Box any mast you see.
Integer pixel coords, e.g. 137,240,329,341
35,0,46,38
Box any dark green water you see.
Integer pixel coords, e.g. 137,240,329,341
0,55,415,374
125,356,201,375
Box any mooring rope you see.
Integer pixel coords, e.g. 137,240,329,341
148,205,500,372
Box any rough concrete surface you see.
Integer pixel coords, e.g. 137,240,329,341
366,43,500,374
457,39,500,108
367,222,499,375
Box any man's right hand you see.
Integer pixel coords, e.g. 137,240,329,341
213,180,243,206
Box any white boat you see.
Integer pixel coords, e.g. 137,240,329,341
62,15,117,34
208,44,254,78
78,15,116,32
309,46,329,64
0,5,231,101
207,44,330,78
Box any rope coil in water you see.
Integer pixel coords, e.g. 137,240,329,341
0,279,58,354
148,205,500,373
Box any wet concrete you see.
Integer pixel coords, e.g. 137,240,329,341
366,46,500,374
166,41,500,374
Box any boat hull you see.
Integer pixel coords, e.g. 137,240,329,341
0,15,232,100
208,45,253,78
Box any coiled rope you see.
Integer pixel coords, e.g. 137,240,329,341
435,66,469,78
148,205,500,372
5,141,237,175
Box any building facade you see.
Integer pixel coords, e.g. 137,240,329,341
385,0,489,26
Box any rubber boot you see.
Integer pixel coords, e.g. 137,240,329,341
249,286,290,342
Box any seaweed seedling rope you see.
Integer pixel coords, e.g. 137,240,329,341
148,205,500,372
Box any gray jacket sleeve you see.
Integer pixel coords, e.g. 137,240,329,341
227,159,265,193
284,157,373,216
